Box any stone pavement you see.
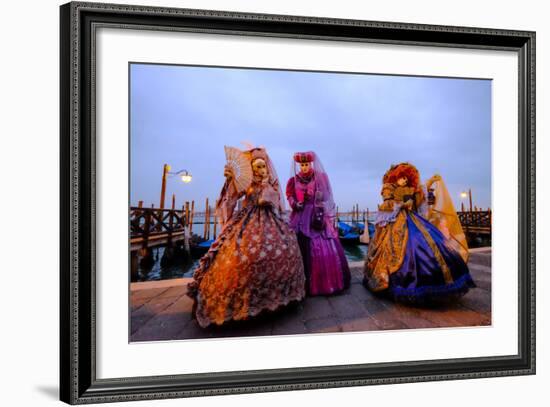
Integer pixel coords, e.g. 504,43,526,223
130,248,491,342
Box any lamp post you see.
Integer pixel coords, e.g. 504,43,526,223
159,163,193,209
460,191,468,212
159,164,170,210
459,189,473,212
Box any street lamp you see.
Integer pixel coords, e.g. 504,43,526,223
160,164,193,210
460,189,473,212
460,191,468,212
178,171,192,183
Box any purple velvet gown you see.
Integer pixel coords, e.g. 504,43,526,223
286,170,350,296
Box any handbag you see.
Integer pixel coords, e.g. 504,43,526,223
311,204,325,230
310,187,325,230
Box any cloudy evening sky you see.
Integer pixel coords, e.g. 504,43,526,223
130,63,491,212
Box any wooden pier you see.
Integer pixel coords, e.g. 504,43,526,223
457,210,492,235
130,197,219,279
130,200,492,278
130,207,491,244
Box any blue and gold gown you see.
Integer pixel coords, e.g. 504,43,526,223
364,182,475,304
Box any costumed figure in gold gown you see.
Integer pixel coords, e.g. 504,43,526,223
187,147,305,327
364,162,475,304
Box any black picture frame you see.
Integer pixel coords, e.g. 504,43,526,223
60,1,536,404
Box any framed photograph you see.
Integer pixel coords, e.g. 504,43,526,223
60,1,535,404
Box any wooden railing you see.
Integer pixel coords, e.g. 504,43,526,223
130,207,186,237
129,206,492,249
457,210,492,234
130,201,219,252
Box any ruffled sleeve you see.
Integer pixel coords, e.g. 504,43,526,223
374,183,400,226
285,177,298,210
216,179,244,226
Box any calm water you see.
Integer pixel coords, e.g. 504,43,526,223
134,242,368,282
133,213,372,282
134,247,200,282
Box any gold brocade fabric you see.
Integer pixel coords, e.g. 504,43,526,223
189,181,305,327
392,186,416,202
393,186,425,211
364,166,467,296
364,182,450,292
364,210,409,292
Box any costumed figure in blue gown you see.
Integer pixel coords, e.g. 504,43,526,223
363,162,475,304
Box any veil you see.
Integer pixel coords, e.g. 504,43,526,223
426,176,469,263
252,147,286,214
291,151,336,220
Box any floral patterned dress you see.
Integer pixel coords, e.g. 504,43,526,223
187,179,306,327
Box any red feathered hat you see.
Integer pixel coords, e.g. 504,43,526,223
383,162,420,189
294,151,315,163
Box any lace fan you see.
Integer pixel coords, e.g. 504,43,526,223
224,146,253,193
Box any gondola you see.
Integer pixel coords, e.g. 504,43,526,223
190,239,214,257
338,221,375,245
337,221,361,244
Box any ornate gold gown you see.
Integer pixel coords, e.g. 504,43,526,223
364,183,475,303
188,179,306,327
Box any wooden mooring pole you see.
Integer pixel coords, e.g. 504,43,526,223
169,194,176,231
189,200,195,234
204,198,209,240
183,201,190,253
213,199,218,239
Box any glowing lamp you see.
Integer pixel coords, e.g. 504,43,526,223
181,172,192,183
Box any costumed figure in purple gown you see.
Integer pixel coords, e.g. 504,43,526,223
364,162,475,304
286,151,350,296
